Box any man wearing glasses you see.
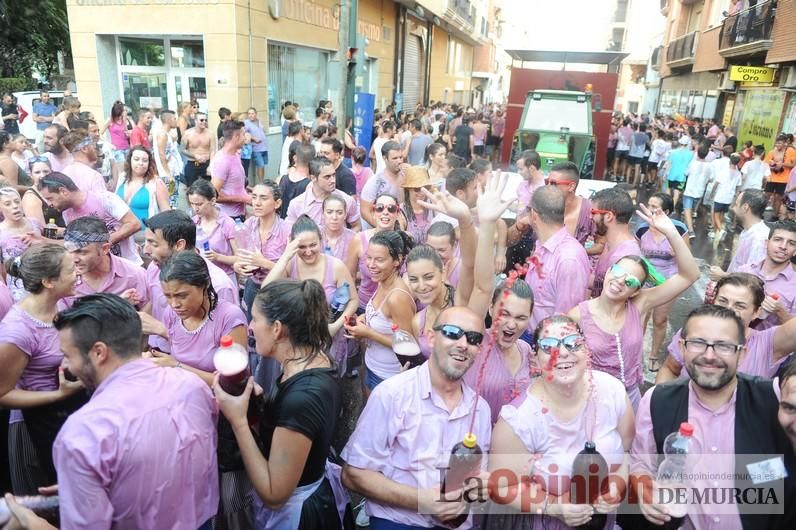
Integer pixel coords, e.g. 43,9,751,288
342,306,492,529
632,305,790,530
589,187,641,297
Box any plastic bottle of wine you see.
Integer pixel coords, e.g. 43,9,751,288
441,433,483,528
44,218,58,239
391,325,425,368
213,335,250,396
656,422,694,530
571,441,609,529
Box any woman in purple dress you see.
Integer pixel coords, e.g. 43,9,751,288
264,216,358,373
0,244,85,487
568,204,699,411
189,179,239,286
635,192,690,371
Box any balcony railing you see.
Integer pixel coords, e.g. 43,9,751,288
719,0,775,52
448,0,475,27
666,31,697,64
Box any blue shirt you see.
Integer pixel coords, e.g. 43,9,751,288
244,119,268,153
32,101,57,131
667,148,694,182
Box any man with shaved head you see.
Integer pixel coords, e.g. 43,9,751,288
342,306,492,528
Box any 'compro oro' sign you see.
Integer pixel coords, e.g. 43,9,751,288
729,65,776,83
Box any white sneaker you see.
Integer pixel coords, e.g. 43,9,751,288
356,507,370,527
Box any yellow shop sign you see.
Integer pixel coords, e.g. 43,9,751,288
729,65,776,83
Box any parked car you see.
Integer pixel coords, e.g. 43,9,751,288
12,91,79,140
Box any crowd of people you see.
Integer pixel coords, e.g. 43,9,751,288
0,91,794,530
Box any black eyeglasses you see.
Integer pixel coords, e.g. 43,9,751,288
375,203,398,214
433,324,484,346
682,339,742,357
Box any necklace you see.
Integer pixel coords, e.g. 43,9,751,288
614,333,627,384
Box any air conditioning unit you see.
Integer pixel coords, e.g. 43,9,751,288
781,66,796,88
718,71,736,91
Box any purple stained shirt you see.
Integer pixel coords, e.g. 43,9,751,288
574,197,595,245
631,382,742,530
53,359,219,529
737,259,796,329
285,186,360,228
0,304,62,392
62,191,141,265
240,216,291,283
162,300,247,372
0,282,12,321
323,228,355,263
211,151,248,217
44,152,73,172
341,362,492,528
578,299,644,391
728,220,769,272
61,162,107,194
516,180,544,214
639,229,679,279
357,231,377,310
194,214,237,278
66,254,149,307
666,326,784,378
525,227,591,331
591,237,643,298
464,337,532,423
500,370,627,530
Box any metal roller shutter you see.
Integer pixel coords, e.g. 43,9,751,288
403,35,422,111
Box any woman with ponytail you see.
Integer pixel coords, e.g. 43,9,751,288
0,244,85,490
214,278,353,530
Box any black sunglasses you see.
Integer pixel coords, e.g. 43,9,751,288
375,203,398,214
433,324,484,346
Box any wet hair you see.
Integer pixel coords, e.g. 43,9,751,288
445,168,477,195
353,146,367,164
427,221,457,245
738,189,767,218
159,251,218,320
469,158,491,175
549,161,580,182
517,150,542,170
650,192,674,214
370,230,415,265
46,123,68,142
592,187,635,224
124,146,158,183
616,255,650,285
531,185,565,224
37,171,79,193
381,140,402,158
187,178,218,201
715,272,765,310
290,214,323,241
145,210,196,249
53,293,142,358
491,278,534,312
65,216,108,238
768,219,796,240
5,243,67,294
682,304,745,345
322,193,347,212
532,314,584,349
309,156,333,178
254,279,332,365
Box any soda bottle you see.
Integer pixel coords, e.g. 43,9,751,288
329,282,351,323
43,218,58,239
441,433,483,528
391,325,425,369
570,441,609,529
655,422,694,530
213,335,251,396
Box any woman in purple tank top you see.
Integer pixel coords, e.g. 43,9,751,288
264,216,358,373
346,193,403,311
568,205,699,411
635,192,690,372
320,194,355,266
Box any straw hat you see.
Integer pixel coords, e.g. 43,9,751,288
401,166,433,188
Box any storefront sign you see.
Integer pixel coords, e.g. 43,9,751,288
353,92,375,164
738,90,785,150
277,0,388,42
722,98,735,127
729,65,776,83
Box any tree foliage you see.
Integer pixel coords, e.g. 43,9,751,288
0,0,70,80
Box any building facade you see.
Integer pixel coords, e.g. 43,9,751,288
66,0,496,176
653,0,796,150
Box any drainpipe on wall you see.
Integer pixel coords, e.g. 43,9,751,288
424,19,433,106
248,0,255,109
393,4,404,108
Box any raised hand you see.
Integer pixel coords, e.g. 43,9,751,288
417,187,471,223
636,203,677,238
477,171,517,223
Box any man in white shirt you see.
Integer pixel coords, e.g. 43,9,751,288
370,121,395,175
740,145,770,191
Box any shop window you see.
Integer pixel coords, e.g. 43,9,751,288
267,43,329,128
171,40,205,68
120,38,165,67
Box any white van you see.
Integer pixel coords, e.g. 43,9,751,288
12,91,79,140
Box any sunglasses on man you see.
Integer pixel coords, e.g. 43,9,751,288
433,324,484,346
